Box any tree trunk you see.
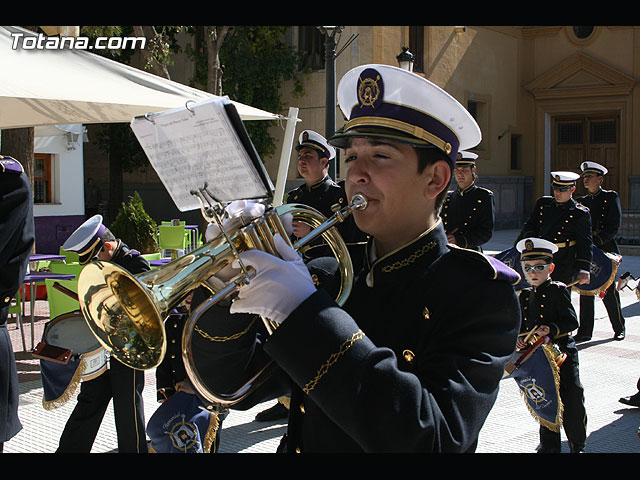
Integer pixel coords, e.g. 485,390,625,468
132,26,171,80
205,26,231,95
108,137,124,226
2,127,36,252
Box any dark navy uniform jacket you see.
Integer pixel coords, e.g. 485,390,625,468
441,182,495,251
191,220,521,452
0,156,35,443
110,240,150,275
156,307,189,402
518,279,578,353
576,188,621,255
518,197,593,285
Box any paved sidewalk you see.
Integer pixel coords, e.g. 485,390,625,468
3,230,639,453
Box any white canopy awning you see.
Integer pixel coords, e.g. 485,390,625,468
0,25,281,129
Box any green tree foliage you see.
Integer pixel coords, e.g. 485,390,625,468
188,26,304,158
109,191,159,253
221,26,304,158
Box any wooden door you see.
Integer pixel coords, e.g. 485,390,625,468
552,113,620,197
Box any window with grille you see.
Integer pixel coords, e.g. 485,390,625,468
557,122,584,145
298,27,325,71
33,153,52,203
590,120,617,144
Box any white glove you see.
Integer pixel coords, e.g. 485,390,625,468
229,233,316,324
205,200,293,241
205,200,266,241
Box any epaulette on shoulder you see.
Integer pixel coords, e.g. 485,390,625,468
0,155,24,174
575,202,590,213
448,244,521,286
549,280,568,289
477,186,494,196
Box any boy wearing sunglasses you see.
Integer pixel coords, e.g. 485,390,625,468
516,237,587,453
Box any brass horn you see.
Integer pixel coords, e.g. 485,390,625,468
77,195,368,396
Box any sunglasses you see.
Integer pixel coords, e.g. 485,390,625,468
523,264,552,273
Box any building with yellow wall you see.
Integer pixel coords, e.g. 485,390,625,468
263,26,638,230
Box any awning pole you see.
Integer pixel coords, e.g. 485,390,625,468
272,107,299,206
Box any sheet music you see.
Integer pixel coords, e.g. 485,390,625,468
131,96,271,211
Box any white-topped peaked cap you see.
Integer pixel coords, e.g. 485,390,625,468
551,171,580,188
62,214,107,264
580,161,608,176
295,130,336,161
456,150,478,166
516,237,559,259
328,64,481,166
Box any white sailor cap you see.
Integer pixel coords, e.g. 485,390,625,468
62,214,107,265
455,151,478,167
580,161,608,176
328,64,482,167
551,171,580,189
296,130,336,161
516,237,558,259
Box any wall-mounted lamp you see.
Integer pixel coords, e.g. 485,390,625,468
396,46,415,72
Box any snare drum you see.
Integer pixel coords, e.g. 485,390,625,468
44,311,107,381
81,347,108,381
44,311,102,355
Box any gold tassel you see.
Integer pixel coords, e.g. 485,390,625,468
202,411,220,453
516,344,564,432
42,359,87,411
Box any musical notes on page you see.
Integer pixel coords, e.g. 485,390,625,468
131,96,272,211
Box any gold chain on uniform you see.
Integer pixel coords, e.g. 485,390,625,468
194,317,257,342
303,329,365,394
381,241,437,273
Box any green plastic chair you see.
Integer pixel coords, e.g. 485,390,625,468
49,263,84,277
45,278,80,319
158,225,187,251
45,262,83,319
142,252,162,261
60,246,80,264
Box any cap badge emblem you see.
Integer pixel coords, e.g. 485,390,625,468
357,68,382,109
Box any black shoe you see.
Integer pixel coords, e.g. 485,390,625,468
613,330,625,341
619,393,640,407
573,334,591,343
569,443,585,453
255,402,289,422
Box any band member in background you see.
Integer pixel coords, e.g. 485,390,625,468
57,215,149,453
441,151,495,251
0,156,35,453
575,161,625,342
517,171,592,287
193,64,521,452
286,130,367,264
516,237,587,453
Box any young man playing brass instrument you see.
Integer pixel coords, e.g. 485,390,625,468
189,64,521,452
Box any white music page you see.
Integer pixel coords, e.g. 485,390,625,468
131,96,271,211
